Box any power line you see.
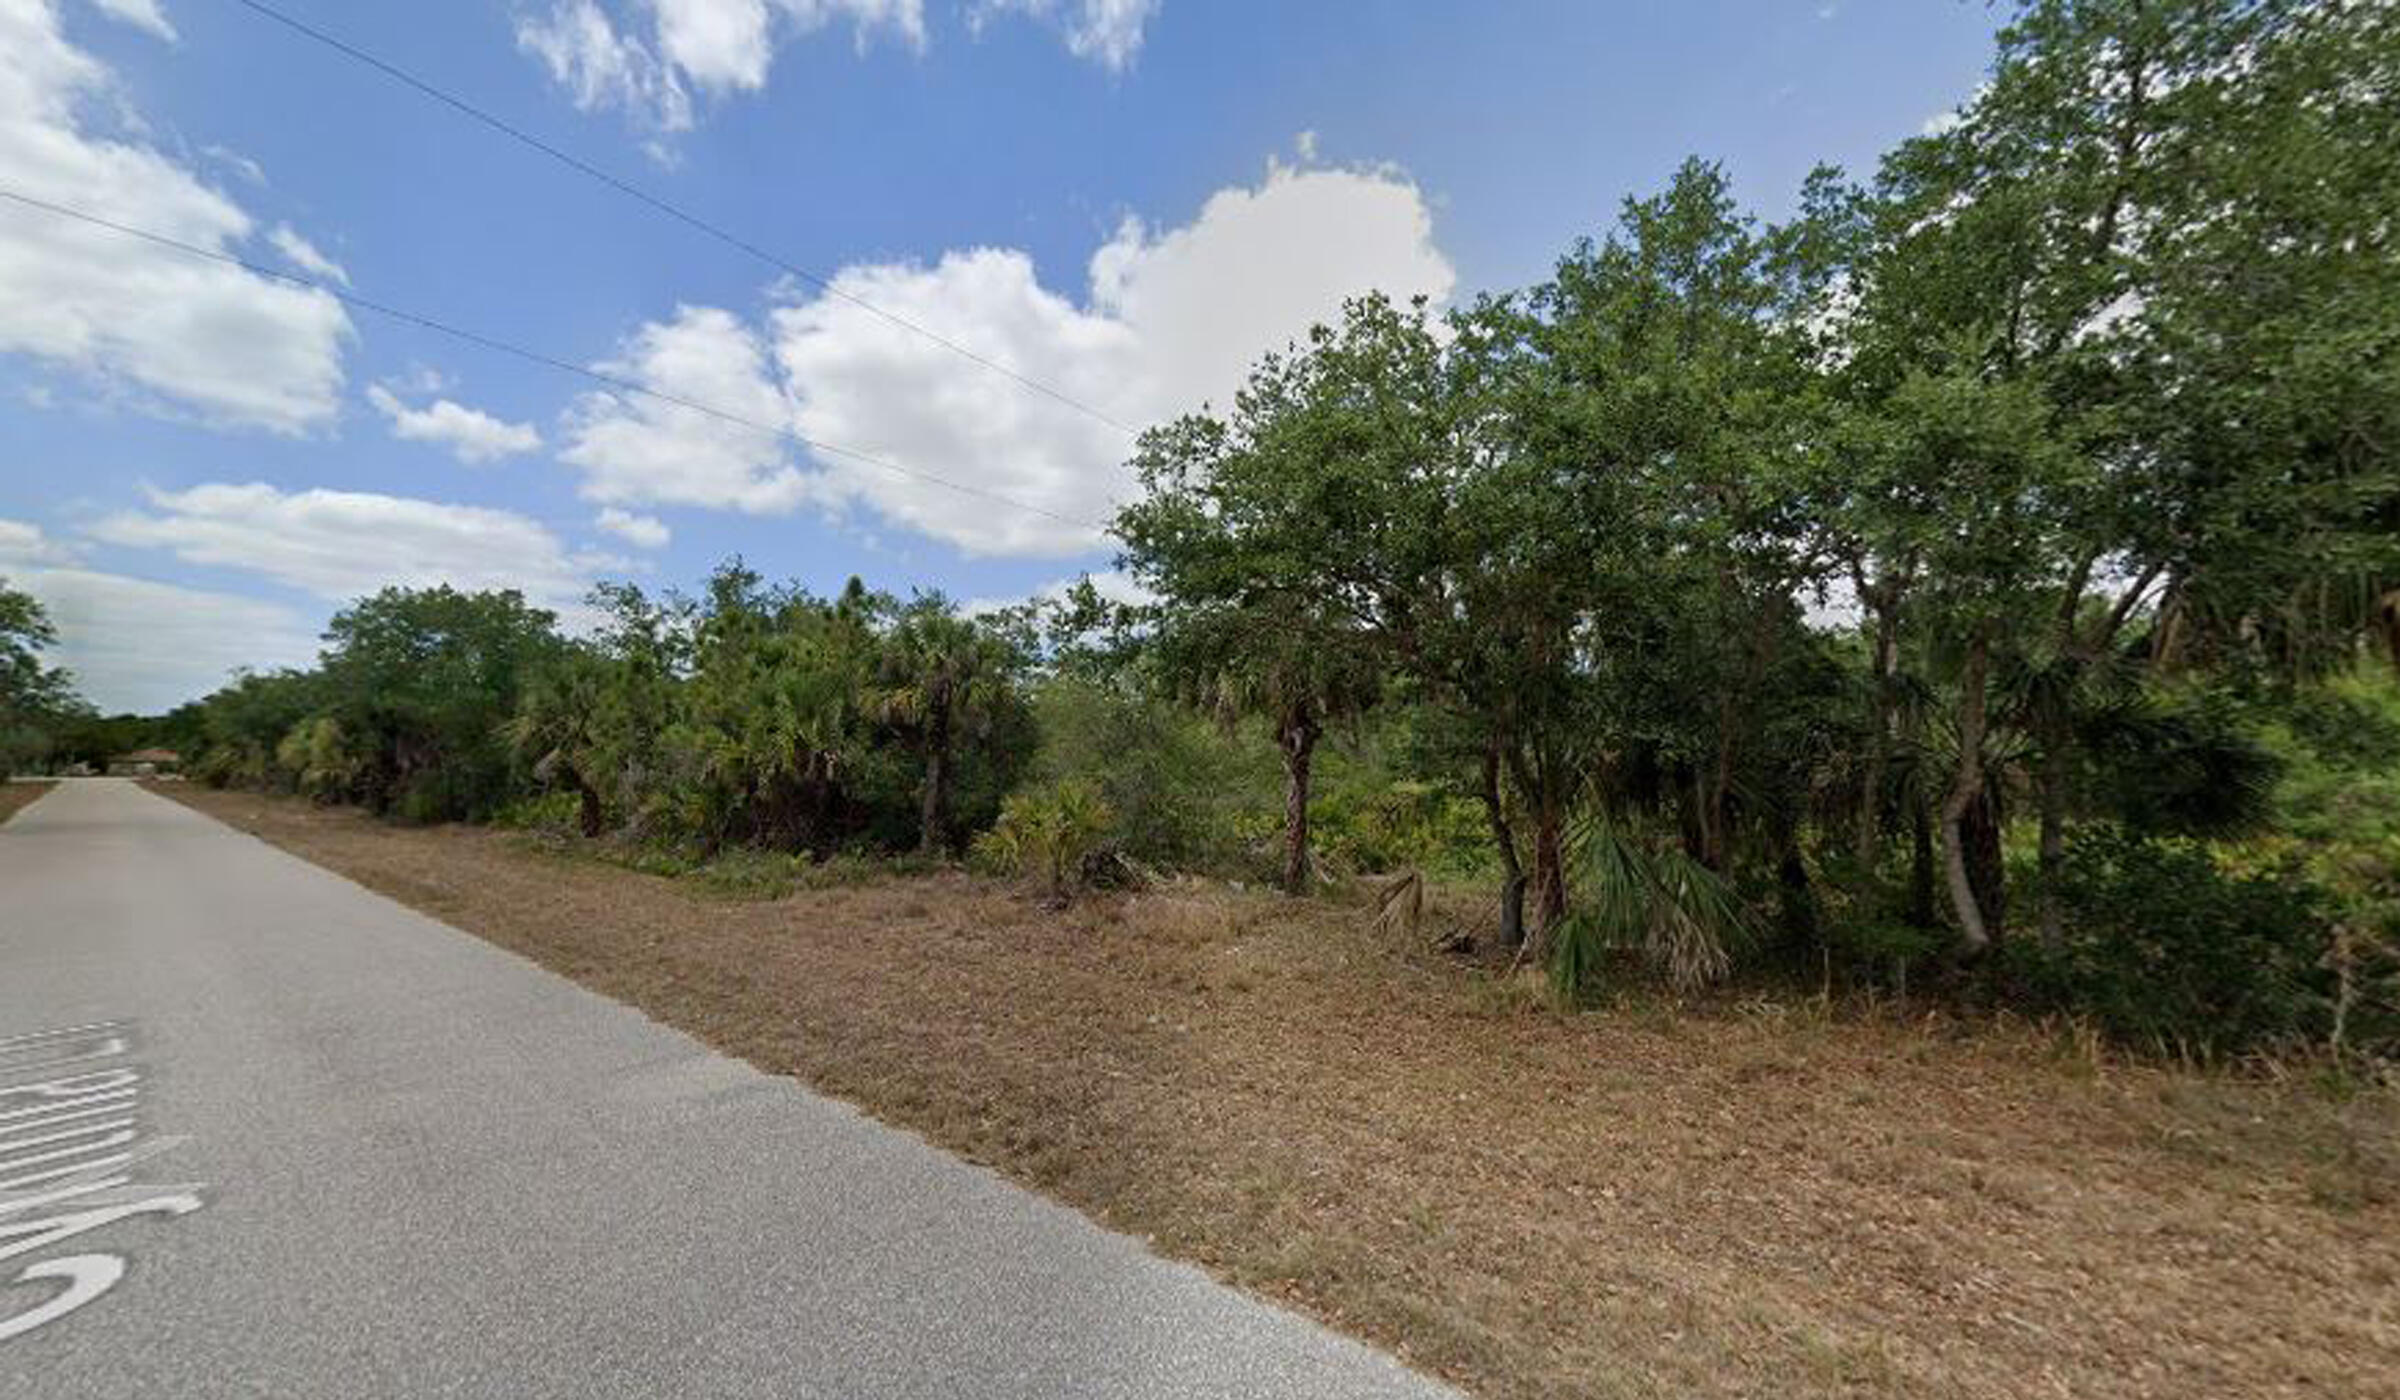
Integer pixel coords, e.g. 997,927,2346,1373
223,0,1140,438
0,186,1109,536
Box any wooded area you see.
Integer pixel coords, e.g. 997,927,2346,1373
9,0,2398,1061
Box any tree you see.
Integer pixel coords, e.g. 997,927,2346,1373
1156,593,1379,893
0,581,86,775
1118,301,1444,897
1800,0,2400,954
504,647,613,837
871,597,1021,855
315,586,564,821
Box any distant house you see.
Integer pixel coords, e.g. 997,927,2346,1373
107,748,182,777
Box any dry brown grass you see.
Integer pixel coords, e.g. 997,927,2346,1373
160,783,2400,1399
0,780,56,826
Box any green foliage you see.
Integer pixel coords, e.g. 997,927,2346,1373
139,2,2400,1049
190,669,327,791
182,571,1037,870
277,715,363,802
1024,677,1275,872
0,579,87,774
872,593,1032,853
2005,829,2339,1058
973,778,1114,900
1551,817,1751,1000
493,790,585,835
315,586,564,821
1309,773,1493,883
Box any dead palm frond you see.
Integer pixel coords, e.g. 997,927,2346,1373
1371,867,1426,941
1551,814,1749,997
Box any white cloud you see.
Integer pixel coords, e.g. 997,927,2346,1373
962,567,1151,617
1920,82,1989,137
0,0,351,434
519,0,1149,135
0,516,77,565
89,482,597,609
267,223,347,285
200,143,263,185
89,0,174,42
560,303,817,512
366,384,542,463
517,0,925,133
8,566,317,713
557,157,1454,557
515,0,693,134
593,506,670,548
978,0,1156,71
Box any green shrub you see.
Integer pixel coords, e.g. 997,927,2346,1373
276,715,363,803
1025,679,1272,870
973,778,1114,900
1551,817,1750,1000
1310,770,1496,882
2005,828,2335,1058
494,790,583,834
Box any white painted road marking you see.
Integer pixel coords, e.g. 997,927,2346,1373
0,1022,206,1344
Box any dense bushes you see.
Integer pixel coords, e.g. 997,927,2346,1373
186,572,1037,865
2005,831,2338,1058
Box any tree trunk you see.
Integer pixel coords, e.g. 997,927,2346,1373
1857,589,1901,872
2035,739,2068,945
1531,798,1568,939
575,773,604,839
1940,629,1994,957
1480,734,1526,949
1908,798,1938,929
1966,796,2008,943
1776,832,1818,954
1278,712,1319,895
918,701,951,855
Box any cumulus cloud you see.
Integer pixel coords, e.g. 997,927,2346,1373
555,157,1455,557
366,384,542,463
593,506,671,548
560,303,817,512
89,482,599,609
0,0,352,433
9,566,318,712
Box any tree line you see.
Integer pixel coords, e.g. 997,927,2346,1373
6,0,2395,1057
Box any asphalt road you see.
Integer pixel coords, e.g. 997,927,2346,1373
0,780,1454,1398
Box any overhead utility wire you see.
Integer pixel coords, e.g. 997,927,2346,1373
225,0,1139,437
0,187,1107,534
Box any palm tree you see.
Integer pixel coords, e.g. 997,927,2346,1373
502,649,609,837
872,599,1013,854
1161,593,1380,895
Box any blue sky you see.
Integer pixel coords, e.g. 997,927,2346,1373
1,0,2001,711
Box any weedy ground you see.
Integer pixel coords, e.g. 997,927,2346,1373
0,780,56,826
160,783,2400,1400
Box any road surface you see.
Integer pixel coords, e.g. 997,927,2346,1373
0,780,1453,1398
